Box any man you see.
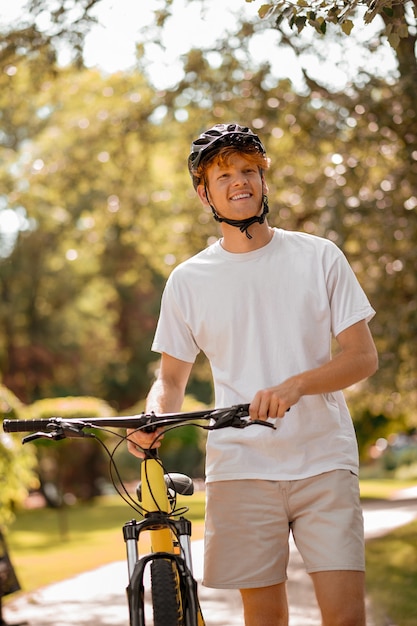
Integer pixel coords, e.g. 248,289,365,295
128,123,378,626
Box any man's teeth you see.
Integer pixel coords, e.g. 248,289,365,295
232,193,250,200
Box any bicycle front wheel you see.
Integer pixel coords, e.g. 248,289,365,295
151,559,184,626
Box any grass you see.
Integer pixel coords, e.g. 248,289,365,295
365,519,417,626
6,490,206,597
5,478,417,626
355,478,417,625
359,477,416,500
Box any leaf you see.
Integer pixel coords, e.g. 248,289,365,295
295,15,307,33
311,16,327,35
341,19,354,36
383,7,394,17
258,3,277,19
328,5,340,16
275,13,284,27
273,4,293,28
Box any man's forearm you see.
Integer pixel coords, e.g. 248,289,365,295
145,378,185,414
296,319,378,397
296,346,378,397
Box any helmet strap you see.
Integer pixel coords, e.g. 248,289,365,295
205,186,269,240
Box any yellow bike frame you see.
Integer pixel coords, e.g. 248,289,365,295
140,455,175,553
137,452,205,626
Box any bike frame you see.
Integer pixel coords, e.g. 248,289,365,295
123,450,202,626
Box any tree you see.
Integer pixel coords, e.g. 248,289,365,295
0,0,102,68
0,58,167,406
1,1,415,70
0,52,215,407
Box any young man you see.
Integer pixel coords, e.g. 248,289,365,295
128,123,378,626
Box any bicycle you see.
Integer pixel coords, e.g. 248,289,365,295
3,404,274,626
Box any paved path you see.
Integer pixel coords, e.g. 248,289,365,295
4,495,417,626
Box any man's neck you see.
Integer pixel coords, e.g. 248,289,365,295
219,221,274,253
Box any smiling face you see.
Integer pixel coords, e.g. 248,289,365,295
197,150,268,222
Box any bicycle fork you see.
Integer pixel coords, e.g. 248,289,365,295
123,454,204,625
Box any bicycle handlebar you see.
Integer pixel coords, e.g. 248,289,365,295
2,403,276,440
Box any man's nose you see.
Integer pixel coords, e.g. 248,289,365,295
232,171,248,185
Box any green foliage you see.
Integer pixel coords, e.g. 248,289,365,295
0,60,169,408
0,385,38,527
158,395,210,478
0,0,416,455
256,0,415,49
19,395,117,505
353,408,395,462
1,390,207,517
0,384,23,421
0,0,102,70
21,395,114,420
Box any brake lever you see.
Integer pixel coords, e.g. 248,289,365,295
246,408,290,429
22,430,67,444
247,419,276,429
207,410,277,431
206,410,245,430
22,421,91,444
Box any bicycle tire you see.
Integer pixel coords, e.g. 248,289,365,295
151,559,184,626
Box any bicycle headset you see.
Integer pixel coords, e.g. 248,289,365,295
187,123,270,239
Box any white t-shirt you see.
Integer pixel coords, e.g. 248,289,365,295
152,228,375,482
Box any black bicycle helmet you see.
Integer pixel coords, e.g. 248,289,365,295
188,123,266,189
188,123,269,239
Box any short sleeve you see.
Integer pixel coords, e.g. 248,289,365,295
151,274,200,363
326,245,375,337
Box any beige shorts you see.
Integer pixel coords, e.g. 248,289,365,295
203,470,365,589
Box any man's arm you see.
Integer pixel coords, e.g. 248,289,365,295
127,353,194,458
250,319,378,421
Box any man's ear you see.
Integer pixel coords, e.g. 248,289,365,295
197,184,210,206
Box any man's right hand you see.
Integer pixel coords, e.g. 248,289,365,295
127,353,192,458
126,428,164,459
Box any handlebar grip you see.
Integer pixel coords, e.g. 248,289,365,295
3,419,53,433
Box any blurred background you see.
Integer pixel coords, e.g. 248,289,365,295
0,0,416,516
